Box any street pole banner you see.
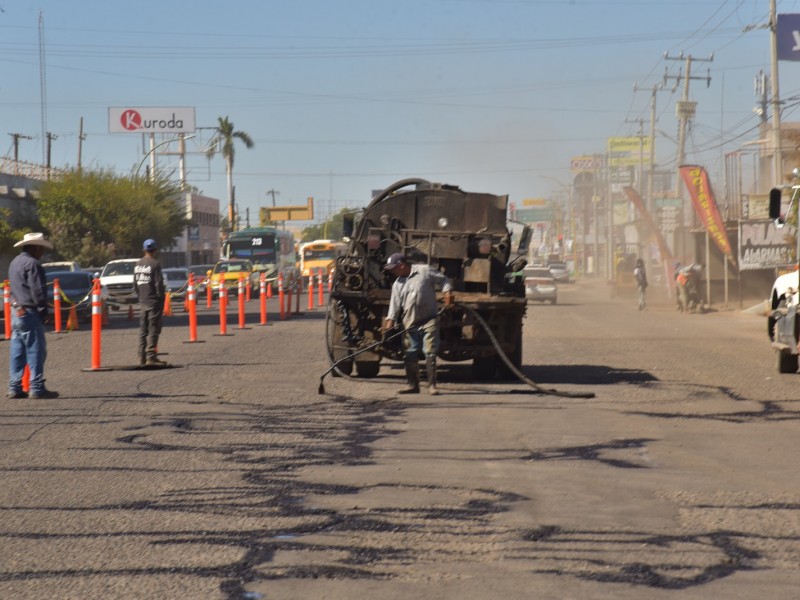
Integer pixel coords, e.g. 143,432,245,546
679,165,736,266
777,14,800,61
623,186,676,292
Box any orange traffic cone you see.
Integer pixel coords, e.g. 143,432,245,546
164,293,173,316
66,305,79,331
127,305,135,320
22,364,30,393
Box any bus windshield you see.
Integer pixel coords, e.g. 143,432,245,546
227,237,276,266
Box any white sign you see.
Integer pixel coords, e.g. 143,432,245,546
108,107,196,133
738,219,795,271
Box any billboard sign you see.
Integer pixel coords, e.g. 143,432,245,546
607,137,651,167
109,107,196,133
570,155,599,174
739,220,794,270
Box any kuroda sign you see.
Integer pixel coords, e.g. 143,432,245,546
108,107,195,133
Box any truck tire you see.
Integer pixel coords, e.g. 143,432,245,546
355,360,380,378
777,351,799,374
326,301,353,377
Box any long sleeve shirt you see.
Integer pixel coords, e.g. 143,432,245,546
387,264,452,330
8,251,48,318
134,255,166,308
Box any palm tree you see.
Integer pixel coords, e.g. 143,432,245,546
213,116,254,231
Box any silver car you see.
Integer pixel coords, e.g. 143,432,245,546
525,267,557,304
547,261,570,283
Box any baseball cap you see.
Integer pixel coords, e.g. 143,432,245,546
383,252,407,271
143,239,157,251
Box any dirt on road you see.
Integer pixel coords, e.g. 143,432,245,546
1,278,798,599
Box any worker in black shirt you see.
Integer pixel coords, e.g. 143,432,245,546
134,239,166,366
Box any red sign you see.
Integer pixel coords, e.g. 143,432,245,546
120,109,142,131
679,165,735,265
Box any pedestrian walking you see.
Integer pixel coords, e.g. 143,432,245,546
382,253,453,395
134,239,166,365
7,232,59,399
633,258,647,311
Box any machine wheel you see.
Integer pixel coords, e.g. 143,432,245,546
355,360,380,378
326,301,353,377
777,351,799,374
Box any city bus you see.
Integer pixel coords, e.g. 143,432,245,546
298,239,347,278
221,226,299,283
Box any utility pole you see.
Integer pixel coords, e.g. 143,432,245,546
632,82,668,264
664,52,713,197
45,131,57,180
77,117,86,171
769,0,782,184
664,52,712,261
8,133,33,172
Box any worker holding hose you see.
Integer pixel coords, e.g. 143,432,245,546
382,253,453,395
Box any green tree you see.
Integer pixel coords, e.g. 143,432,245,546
211,116,254,233
301,207,358,242
36,169,188,266
0,207,40,255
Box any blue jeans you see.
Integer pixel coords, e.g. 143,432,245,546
8,309,47,394
403,319,439,361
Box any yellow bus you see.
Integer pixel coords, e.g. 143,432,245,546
299,239,347,278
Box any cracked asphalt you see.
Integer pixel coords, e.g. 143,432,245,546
1,280,798,599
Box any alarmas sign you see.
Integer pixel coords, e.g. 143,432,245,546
108,107,196,133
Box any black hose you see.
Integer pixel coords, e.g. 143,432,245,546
459,304,595,399
319,309,441,394
321,301,595,399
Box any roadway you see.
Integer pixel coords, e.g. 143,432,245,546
0,280,798,599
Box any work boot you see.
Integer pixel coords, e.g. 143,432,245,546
426,356,439,395
29,388,59,399
146,356,167,366
399,359,420,394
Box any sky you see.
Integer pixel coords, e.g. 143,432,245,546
2,0,800,227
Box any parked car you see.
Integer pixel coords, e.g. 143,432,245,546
188,264,215,294
547,261,570,283
162,267,189,300
524,267,558,304
46,270,108,322
99,258,139,305
42,261,81,274
211,259,255,295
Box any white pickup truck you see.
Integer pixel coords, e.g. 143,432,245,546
768,270,800,372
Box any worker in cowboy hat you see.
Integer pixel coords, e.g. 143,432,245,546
7,232,59,399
